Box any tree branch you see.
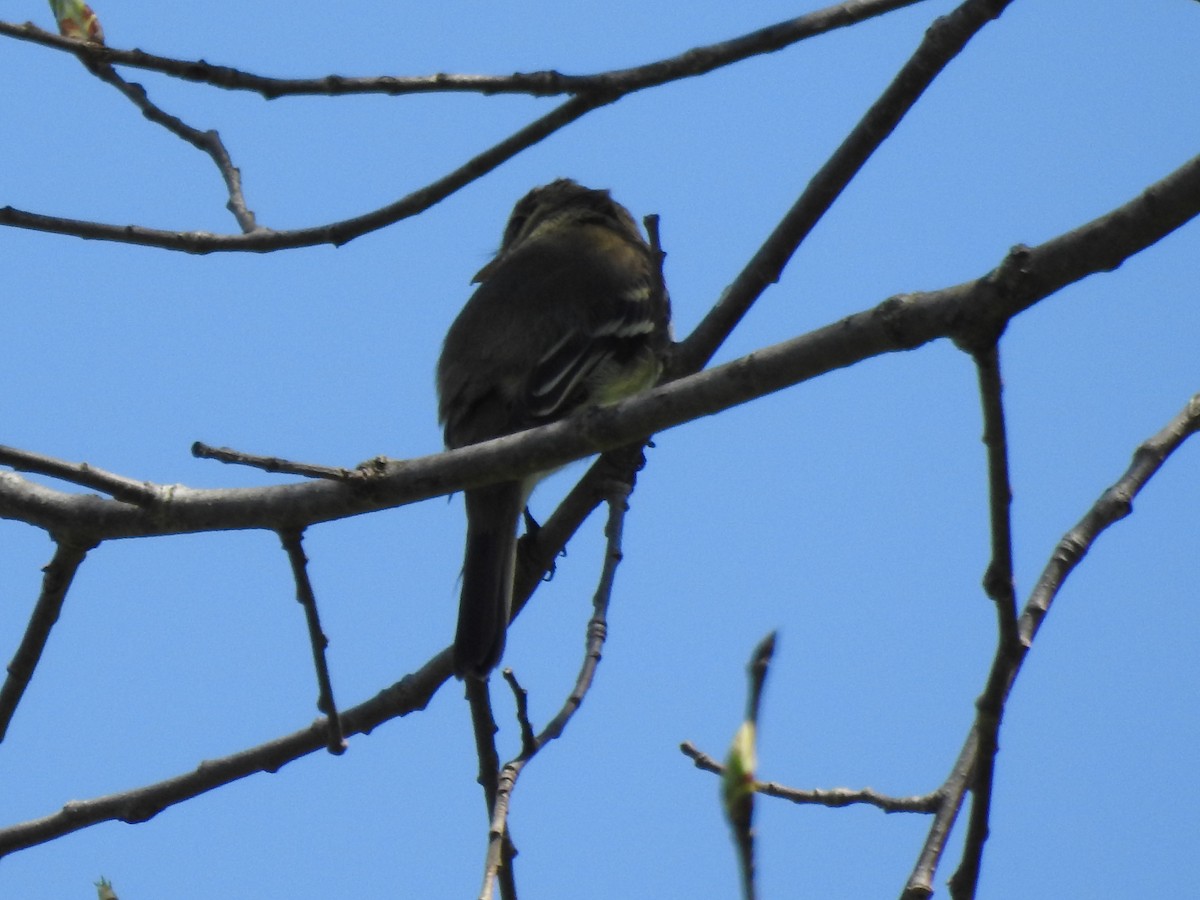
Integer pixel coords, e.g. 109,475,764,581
279,529,346,755
0,0,929,252
0,1,927,98
0,644,454,858
0,538,96,741
677,0,1016,373
680,741,941,815
901,392,1200,899
944,345,1020,900
483,473,635,896
4,149,1197,540
79,59,259,232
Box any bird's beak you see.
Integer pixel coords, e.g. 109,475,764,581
472,255,501,284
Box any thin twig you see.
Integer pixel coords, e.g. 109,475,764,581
464,677,519,900
279,529,345,755
481,473,635,896
502,669,536,755
192,442,357,481
0,539,96,741
942,345,1020,900
0,1,927,98
681,742,942,815
902,392,1200,899
1020,393,1200,646
0,444,162,506
81,59,259,232
465,677,502,821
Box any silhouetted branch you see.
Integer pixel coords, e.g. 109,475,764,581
482,473,635,896
0,93,603,252
676,0,1017,374
902,392,1200,899
0,539,96,741
0,1,927,98
945,345,1020,899
0,645,455,858
279,529,345,755
4,148,1197,541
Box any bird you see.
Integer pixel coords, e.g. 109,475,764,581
437,179,672,679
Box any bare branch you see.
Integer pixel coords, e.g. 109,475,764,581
279,529,345,755
943,346,1020,899
482,472,635,895
676,0,1017,374
680,742,942,815
0,539,96,741
79,60,259,232
1020,393,1200,646
0,444,163,506
902,732,976,899
0,645,455,858
3,149,1198,540
0,94,603,252
192,442,358,481
0,1,927,98
902,392,1200,899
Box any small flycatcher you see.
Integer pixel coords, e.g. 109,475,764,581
437,179,671,679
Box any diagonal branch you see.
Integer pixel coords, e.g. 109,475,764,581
1020,393,1200,646
0,644,455,858
78,59,259,232
0,538,97,741
675,0,1016,374
0,93,603,252
902,392,1200,899
0,443,163,506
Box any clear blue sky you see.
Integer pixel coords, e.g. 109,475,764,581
2,1,1198,897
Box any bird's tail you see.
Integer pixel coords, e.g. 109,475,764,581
454,481,528,679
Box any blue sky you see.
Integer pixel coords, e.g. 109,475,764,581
1,1,1198,897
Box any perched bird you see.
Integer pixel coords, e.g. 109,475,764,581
437,179,671,679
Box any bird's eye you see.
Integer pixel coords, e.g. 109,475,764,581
502,213,529,248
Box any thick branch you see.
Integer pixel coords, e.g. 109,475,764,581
3,150,1197,540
